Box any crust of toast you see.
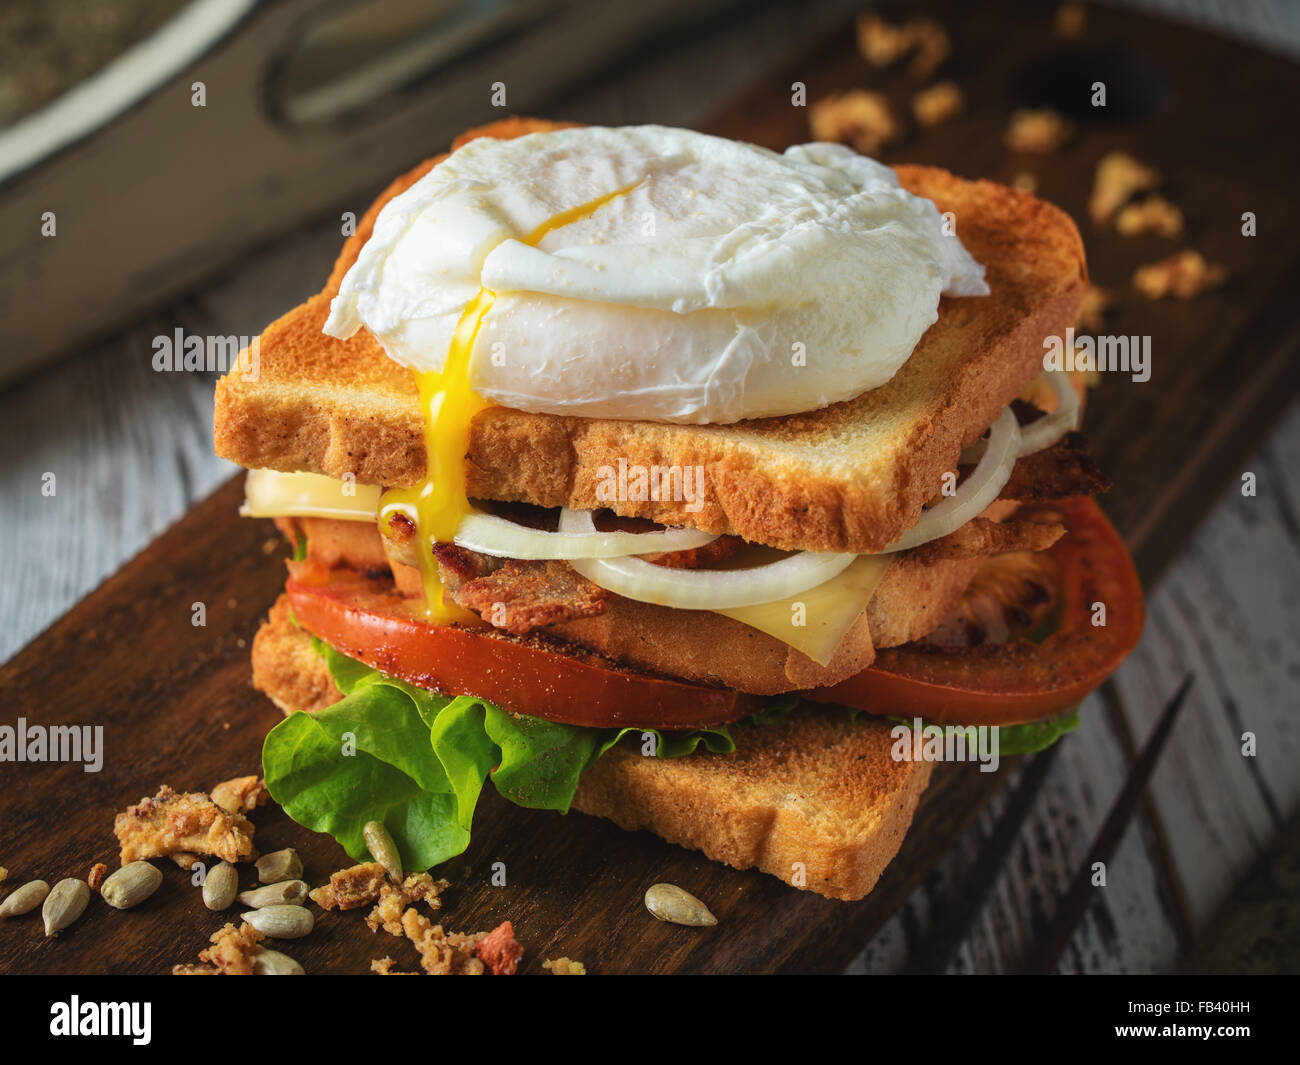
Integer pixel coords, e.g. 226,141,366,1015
215,118,1086,553
253,597,932,901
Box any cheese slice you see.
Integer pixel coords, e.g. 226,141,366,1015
240,468,888,662
714,554,890,666
241,468,380,521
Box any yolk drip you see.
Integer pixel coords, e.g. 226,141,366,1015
383,181,641,623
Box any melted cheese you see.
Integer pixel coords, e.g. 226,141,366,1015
715,554,890,665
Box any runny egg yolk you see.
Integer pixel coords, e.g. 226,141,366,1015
381,181,641,623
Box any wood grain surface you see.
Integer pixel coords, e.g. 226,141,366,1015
1,0,1297,974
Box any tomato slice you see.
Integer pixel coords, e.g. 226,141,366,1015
806,497,1144,726
285,561,754,729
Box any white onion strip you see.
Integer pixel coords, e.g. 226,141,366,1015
882,406,1021,554
453,511,718,560
963,370,1080,463
559,508,857,610
1016,369,1081,455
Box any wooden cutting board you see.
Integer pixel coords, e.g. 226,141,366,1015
2,0,1298,974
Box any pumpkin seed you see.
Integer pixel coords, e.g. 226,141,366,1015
100,862,163,910
253,948,305,975
241,904,314,939
363,821,402,884
0,879,49,918
254,849,302,885
644,883,717,927
238,880,308,908
202,861,239,911
43,878,90,936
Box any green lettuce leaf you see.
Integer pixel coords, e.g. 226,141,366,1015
992,709,1080,754
263,640,745,872
881,708,1081,756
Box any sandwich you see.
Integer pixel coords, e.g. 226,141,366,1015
214,117,1144,901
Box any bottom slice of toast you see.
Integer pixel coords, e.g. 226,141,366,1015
252,596,932,901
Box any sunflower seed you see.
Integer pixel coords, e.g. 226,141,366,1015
254,849,302,885
43,878,90,936
363,821,402,884
202,861,239,911
241,904,314,939
0,879,49,918
253,948,305,975
238,880,308,908
100,861,163,910
644,883,717,927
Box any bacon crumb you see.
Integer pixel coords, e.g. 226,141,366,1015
474,920,524,976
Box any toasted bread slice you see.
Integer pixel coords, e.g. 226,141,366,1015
215,118,1086,553
253,597,931,901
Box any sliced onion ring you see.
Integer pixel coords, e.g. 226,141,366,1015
453,510,718,560
559,508,856,610
963,370,1080,463
882,406,1022,554
1016,369,1081,455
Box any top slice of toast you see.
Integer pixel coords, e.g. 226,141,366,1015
214,118,1086,554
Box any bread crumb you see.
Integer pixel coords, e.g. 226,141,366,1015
402,908,487,975
1011,171,1038,193
114,785,256,867
187,922,264,976
1055,2,1086,38
907,18,951,80
1089,151,1160,224
1077,285,1111,331
310,862,388,911
1004,108,1073,153
370,956,419,975
87,863,108,892
365,872,449,935
912,81,963,127
809,90,900,155
543,957,587,975
1133,250,1226,299
1115,195,1184,238
855,14,950,79
856,13,914,66
210,774,269,814
171,964,220,975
